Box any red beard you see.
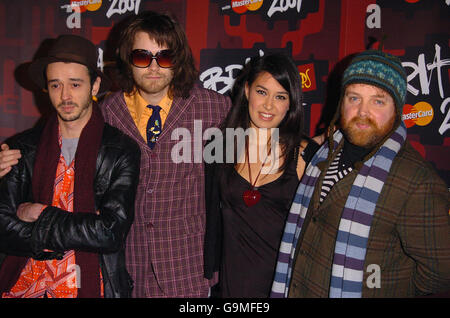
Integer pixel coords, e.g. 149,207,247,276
340,116,395,148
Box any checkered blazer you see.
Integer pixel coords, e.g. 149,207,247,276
101,86,230,297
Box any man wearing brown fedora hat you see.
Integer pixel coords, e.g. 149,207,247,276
0,34,141,298
0,11,231,298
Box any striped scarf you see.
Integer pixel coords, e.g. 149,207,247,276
271,122,407,298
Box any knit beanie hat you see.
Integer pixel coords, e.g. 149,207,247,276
341,49,407,116
320,50,408,168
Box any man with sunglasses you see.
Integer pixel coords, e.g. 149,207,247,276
0,10,230,298
101,11,231,297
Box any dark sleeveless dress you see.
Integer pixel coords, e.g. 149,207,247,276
217,151,301,297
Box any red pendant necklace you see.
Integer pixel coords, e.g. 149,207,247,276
242,144,271,207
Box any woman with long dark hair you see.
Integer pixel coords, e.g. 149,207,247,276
204,53,320,297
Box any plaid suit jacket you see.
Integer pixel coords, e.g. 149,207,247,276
101,86,231,297
289,141,450,297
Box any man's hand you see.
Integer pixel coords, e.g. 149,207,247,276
17,202,45,222
0,143,21,178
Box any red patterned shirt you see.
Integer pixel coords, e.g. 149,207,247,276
3,134,103,298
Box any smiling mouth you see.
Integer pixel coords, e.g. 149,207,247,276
259,112,274,120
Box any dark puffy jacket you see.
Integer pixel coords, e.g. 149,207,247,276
0,123,140,298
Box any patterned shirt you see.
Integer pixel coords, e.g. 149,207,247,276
3,134,103,298
319,150,353,203
3,150,77,298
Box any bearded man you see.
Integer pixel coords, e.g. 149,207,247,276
271,50,450,298
0,35,140,298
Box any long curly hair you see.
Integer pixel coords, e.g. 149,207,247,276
116,11,198,99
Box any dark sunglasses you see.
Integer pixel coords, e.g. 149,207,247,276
130,49,174,68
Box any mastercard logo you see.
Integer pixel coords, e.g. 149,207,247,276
70,0,102,13
402,101,434,128
231,0,264,14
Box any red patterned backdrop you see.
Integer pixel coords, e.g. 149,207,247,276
0,0,449,185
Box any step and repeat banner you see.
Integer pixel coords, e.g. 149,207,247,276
0,0,449,185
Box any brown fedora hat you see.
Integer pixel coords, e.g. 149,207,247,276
29,34,110,95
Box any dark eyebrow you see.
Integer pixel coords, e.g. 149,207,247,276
47,78,85,84
255,84,288,95
69,78,85,82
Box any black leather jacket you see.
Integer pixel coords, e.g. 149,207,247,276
0,123,140,298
